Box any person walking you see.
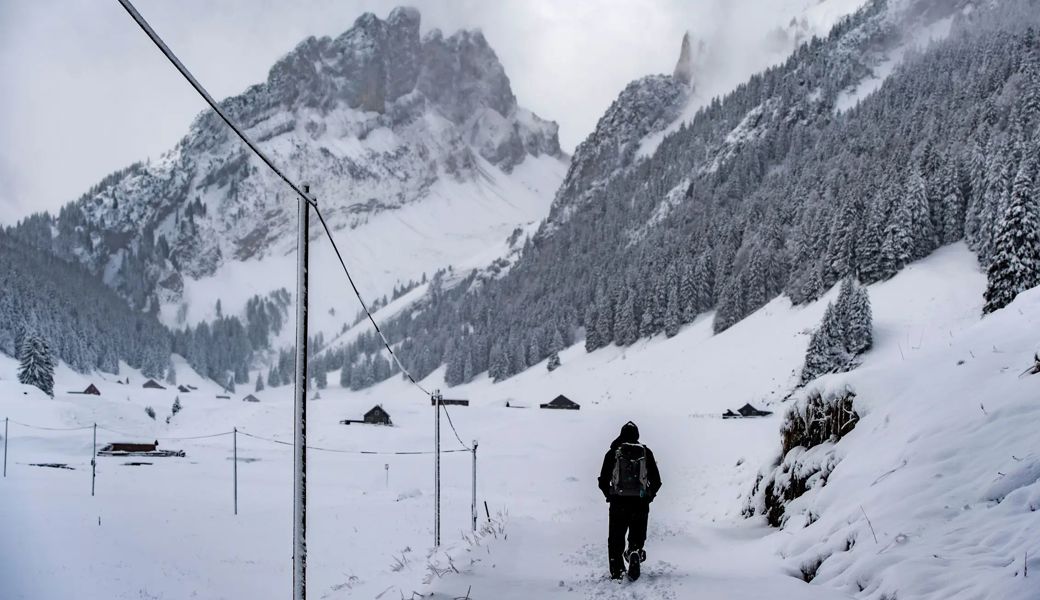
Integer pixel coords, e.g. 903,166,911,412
597,421,662,580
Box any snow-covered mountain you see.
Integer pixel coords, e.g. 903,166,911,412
10,6,565,336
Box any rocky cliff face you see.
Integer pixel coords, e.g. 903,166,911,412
15,6,565,320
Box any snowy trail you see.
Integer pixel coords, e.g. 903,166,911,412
425,411,853,600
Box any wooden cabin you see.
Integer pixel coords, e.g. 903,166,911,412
340,405,392,426
142,379,166,390
736,403,773,418
242,394,260,403
364,405,392,425
70,383,101,396
102,441,158,453
540,395,580,410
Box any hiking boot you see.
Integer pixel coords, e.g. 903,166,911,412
609,570,624,581
626,550,641,581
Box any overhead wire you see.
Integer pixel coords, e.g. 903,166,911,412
439,404,471,451
115,0,315,208
312,207,432,397
238,430,468,455
6,420,94,432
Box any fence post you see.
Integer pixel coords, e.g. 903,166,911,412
233,427,238,516
471,440,478,532
433,390,441,548
91,423,97,496
3,417,7,478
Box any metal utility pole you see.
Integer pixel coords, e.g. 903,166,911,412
233,427,238,516
471,441,478,532
91,423,97,496
293,188,312,600
433,390,442,547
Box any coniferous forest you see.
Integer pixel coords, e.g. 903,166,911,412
362,0,1040,388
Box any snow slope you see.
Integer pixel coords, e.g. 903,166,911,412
2,244,1037,599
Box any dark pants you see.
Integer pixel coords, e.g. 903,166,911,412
607,499,649,575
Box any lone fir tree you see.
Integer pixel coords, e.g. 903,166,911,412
18,332,55,397
546,351,561,372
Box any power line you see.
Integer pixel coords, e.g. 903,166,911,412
440,404,471,451
97,426,233,441
7,420,94,432
238,430,468,455
312,206,431,396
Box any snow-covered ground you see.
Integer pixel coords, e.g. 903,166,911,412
2,244,1038,599
162,152,567,348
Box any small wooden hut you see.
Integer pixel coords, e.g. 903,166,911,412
340,405,392,426
142,379,166,390
540,395,580,410
736,403,773,418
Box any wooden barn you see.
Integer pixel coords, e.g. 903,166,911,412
142,379,166,390
70,383,101,396
340,405,392,426
102,441,158,453
242,394,260,403
177,385,191,393
98,440,185,458
540,395,580,410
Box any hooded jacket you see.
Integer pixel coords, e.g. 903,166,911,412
597,422,662,502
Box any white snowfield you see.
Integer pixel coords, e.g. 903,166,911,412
1,244,1038,599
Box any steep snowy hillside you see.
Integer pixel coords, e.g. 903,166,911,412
8,6,566,335
3,244,1036,600
338,0,1033,394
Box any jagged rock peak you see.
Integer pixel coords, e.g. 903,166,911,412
669,31,703,87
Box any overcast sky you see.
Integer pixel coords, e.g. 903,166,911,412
0,0,856,224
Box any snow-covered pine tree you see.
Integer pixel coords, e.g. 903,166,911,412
879,180,916,278
800,277,874,384
338,359,351,388
171,396,182,416
664,285,681,337
595,285,614,346
546,351,560,372
844,280,874,355
17,332,55,397
940,160,967,245
907,167,938,259
983,151,1040,313
267,367,280,388
615,287,637,345
583,305,600,352
488,342,508,382
255,373,265,392
225,374,236,393
801,303,846,384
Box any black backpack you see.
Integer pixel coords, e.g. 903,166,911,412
610,443,649,498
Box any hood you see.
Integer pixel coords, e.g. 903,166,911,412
610,421,640,449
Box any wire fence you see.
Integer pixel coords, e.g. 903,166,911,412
2,417,469,455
